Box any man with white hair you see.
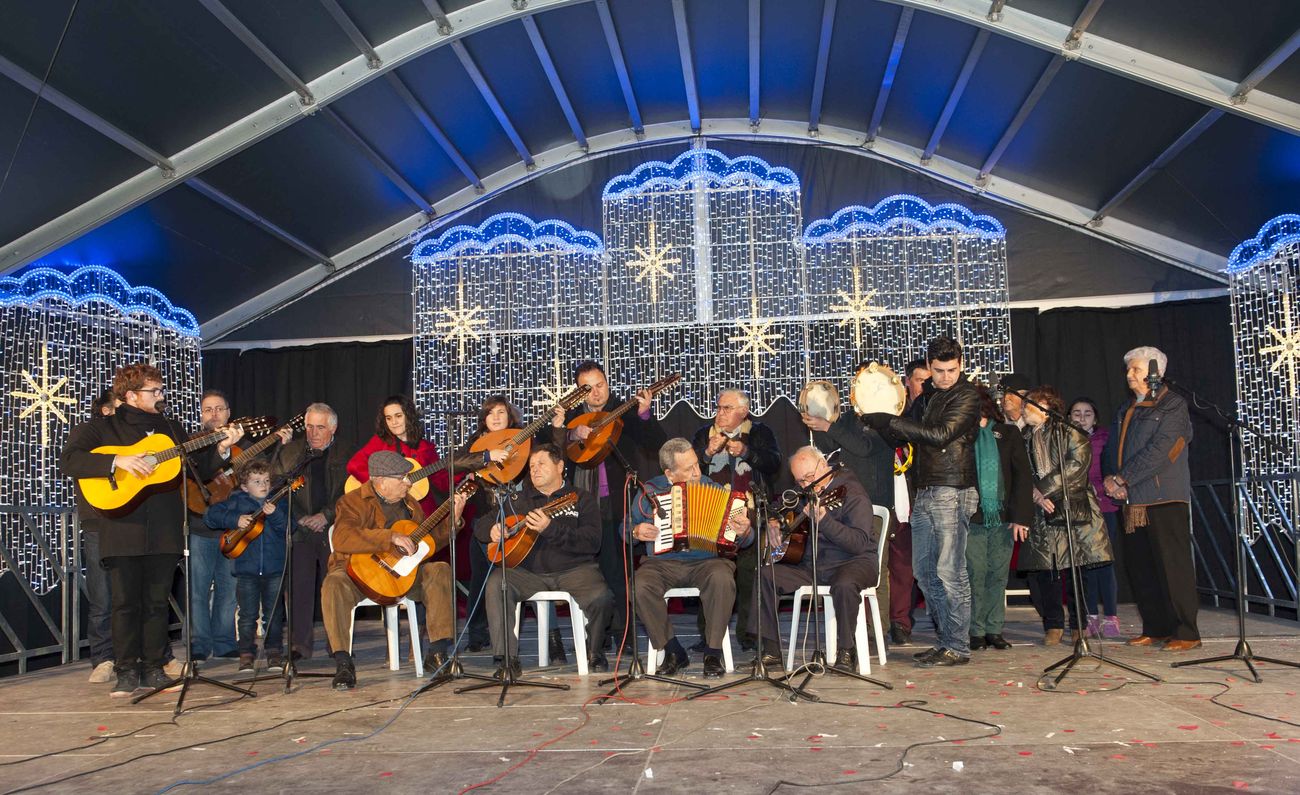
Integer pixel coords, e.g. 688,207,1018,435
1102,346,1199,650
751,447,878,672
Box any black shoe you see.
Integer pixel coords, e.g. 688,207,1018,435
912,646,940,661
916,648,970,668
738,634,757,652
265,655,285,673
588,652,609,673
889,623,912,646
688,639,708,654
110,666,141,698
290,649,305,663
658,652,690,676
466,635,490,653
833,648,858,671
702,654,725,678
238,654,255,673
216,650,241,659
985,634,1012,650
141,667,176,691
332,652,356,690
492,656,523,680
969,635,988,651
548,629,567,664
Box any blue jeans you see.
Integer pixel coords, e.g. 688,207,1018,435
911,486,977,656
82,530,114,665
189,533,237,657
236,573,286,657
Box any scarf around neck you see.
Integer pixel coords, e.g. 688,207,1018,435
974,422,1004,528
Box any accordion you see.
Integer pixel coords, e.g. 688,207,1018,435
651,480,748,559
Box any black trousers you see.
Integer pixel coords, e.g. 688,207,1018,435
291,534,330,658
484,562,613,659
466,536,491,642
105,554,179,671
1026,569,1086,631
1121,503,1199,640
752,557,878,651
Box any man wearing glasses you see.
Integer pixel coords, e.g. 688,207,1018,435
62,364,242,697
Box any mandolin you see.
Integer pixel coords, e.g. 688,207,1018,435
220,476,305,559
484,491,580,568
185,414,304,514
767,484,847,566
346,477,481,605
79,416,276,514
565,374,682,467
470,384,591,485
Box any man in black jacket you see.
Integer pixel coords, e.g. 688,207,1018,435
61,363,241,696
476,444,613,676
864,337,980,667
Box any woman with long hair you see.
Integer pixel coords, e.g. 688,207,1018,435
1069,397,1122,638
347,395,449,514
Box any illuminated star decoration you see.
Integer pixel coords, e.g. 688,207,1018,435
435,280,489,364
829,267,882,349
966,365,987,385
626,220,679,304
535,350,570,409
9,343,77,446
730,318,784,378
1261,293,1300,400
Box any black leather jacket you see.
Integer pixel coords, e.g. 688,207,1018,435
883,375,980,489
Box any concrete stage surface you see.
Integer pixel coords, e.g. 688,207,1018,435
3,604,1300,794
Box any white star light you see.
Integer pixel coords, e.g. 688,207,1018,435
626,220,679,304
829,267,882,349
9,343,76,446
1261,293,1300,400
534,352,570,409
730,318,784,378
435,280,488,363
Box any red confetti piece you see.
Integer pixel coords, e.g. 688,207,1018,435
1233,782,1249,790
1018,751,1033,756
1231,741,1246,746
810,747,823,752
1110,754,1127,760
379,772,393,778
247,751,259,756
640,732,652,736
842,770,857,775
748,734,761,740
1266,732,1283,739
1063,729,1075,733
990,711,1001,715
1260,745,1275,750
96,726,108,731
1178,725,1199,731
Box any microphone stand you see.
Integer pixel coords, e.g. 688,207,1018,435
1163,377,1300,682
596,445,706,703
1022,394,1159,688
135,416,256,713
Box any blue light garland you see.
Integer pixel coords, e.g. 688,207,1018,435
0,265,199,335
802,194,1006,243
408,212,603,263
1227,214,1300,273
602,147,800,199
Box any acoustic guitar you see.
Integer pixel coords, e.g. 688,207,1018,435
470,384,591,485
220,476,305,559
185,414,304,514
346,477,481,605
565,373,682,467
767,484,847,566
484,491,580,568
79,417,276,514
342,455,452,502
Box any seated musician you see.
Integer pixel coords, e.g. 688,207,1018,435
752,446,879,672
626,438,754,678
475,443,614,677
321,451,464,689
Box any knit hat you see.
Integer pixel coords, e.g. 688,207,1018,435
999,373,1032,395
368,450,411,479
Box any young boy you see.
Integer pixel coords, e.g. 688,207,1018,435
204,461,289,672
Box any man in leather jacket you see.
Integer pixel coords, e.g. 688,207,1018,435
864,337,980,667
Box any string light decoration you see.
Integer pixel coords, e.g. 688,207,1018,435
410,149,1012,444
1227,214,1300,540
0,265,202,593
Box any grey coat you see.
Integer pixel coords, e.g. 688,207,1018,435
1018,421,1113,572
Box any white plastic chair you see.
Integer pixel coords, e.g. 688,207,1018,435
645,586,735,674
785,506,891,675
328,525,424,677
513,591,590,675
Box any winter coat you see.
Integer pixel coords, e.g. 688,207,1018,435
204,489,289,577
1018,421,1112,572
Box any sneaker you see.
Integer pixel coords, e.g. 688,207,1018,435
110,667,140,697
1086,614,1101,638
238,654,255,673
265,654,285,673
163,659,186,677
332,652,356,690
141,667,181,692
916,648,970,668
889,623,912,646
912,646,940,661
548,628,567,664
89,660,116,684
1101,616,1122,639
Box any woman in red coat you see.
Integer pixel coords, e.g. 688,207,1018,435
347,395,450,515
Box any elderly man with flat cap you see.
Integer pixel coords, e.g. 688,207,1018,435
321,450,465,689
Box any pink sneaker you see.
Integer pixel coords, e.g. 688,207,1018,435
1101,615,1122,638
1086,615,1101,638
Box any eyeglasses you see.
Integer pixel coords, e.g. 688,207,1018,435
134,387,165,397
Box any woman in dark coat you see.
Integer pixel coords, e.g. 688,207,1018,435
1018,385,1112,645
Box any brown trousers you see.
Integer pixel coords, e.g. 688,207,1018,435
321,561,453,654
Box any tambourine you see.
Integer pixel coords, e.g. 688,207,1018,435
797,380,840,423
850,361,906,416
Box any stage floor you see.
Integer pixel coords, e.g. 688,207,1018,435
3,604,1300,794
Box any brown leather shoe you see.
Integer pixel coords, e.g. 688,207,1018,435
1162,639,1203,652
1125,635,1170,646
1044,628,1063,646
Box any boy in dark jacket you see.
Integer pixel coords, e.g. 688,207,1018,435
205,461,289,672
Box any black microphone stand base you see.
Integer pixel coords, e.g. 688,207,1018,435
1170,640,1300,684
1041,636,1161,689
595,648,709,703
133,661,257,714
786,648,893,694
416,656,499,695
685,653,817,702
454,664,570,708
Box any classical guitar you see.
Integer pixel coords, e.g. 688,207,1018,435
470,384,591,485
343,455,452,502
484,491,580,568
220,476,305,559
186,414,304,514
767,484,847,565
80,416,276,514
565,373,682,467
346,478,481,605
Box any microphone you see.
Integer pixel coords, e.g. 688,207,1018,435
640,483,668,519
1145,358,1162,400
154,399,169,415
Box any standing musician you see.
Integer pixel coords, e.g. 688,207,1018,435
626,438,754,678
475,443,613,677
272,402,347,661
753,447,878,671
61,363,243,697
690,389,780,651
347,394,451,515
186,389,239,662
80,389,120,685
322,451,466,689
565,361,666,653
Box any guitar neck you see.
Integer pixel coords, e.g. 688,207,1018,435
230,428,285,468
155,430,224,463
511,407,556,446
409,483,479,543
407,457,450,483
